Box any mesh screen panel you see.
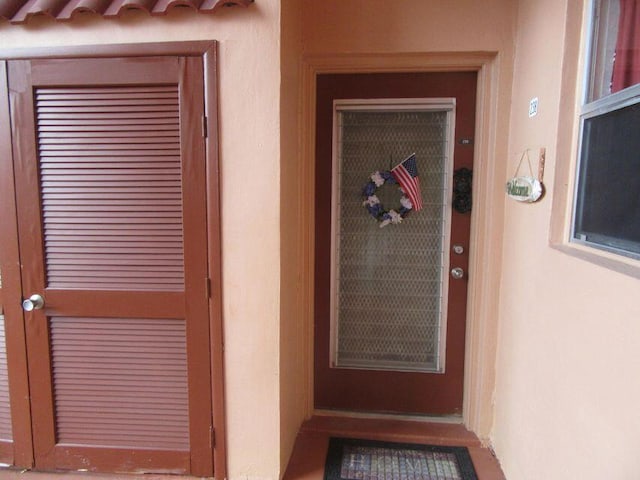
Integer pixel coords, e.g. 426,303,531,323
0,267,10,441
0,313,11,441
334,110,450,372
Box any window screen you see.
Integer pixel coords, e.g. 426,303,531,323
574,102,640,257
572,0,640,259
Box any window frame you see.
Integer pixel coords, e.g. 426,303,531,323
569,0,640,262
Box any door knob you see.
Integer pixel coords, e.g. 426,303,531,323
22,294,45,312
450,267,464,280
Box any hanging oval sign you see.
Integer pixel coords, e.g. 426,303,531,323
505,176,543,202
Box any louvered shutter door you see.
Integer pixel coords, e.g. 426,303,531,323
8,57,213,475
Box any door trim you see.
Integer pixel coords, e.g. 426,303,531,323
300,52,507,439
0,41,226,479
0,60,34,469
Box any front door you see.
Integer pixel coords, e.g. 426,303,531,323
3,55,214,475
314,72,476,415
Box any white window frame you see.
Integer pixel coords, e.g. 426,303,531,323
570,0,640,261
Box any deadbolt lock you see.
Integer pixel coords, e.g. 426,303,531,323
450,267,465,280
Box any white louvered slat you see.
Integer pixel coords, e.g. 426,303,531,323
50,317,189,451
35,87,184,291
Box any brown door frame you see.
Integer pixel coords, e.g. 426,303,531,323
0,60,35,469
0,41,226,478
301,53,504,438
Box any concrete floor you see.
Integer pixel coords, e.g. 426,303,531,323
0,415,506,480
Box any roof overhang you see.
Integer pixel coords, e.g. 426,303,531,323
0,0,254,24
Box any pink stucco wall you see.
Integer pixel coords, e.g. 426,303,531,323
1,4,285,479
493,1,640,478
2,1,638,479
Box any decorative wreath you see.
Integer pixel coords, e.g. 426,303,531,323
362,170,414,228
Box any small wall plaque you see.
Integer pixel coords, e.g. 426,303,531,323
505,176,542,202
506,149,544,203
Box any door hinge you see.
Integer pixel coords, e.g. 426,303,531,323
210,426,216,448
202,115,208,138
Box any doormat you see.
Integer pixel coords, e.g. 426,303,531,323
324,437,478,480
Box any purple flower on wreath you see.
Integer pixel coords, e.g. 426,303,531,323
361,169,414,228
363,181,376,197
380,170,395,182
367,203,382,217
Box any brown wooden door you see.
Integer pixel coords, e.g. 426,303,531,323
6,56,213,475
0,61,34,468
314,72,476,415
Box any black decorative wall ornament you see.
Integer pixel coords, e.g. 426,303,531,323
453,168,473,213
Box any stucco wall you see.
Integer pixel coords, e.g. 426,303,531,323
492,0,640,478
0,5,283,479
302,2,640,478
279,0,305,474
5,1,638,479
302,0,516,55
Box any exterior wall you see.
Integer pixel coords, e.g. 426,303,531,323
0,5,283,480
5,1,638,479
492,0,640,479
302,0,517,55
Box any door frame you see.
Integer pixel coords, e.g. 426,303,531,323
0,60,34,469
300,52,507,438
0,41,226,478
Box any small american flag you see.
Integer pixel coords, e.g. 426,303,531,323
391,153,422,211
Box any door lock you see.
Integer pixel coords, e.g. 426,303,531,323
450,267,465,280
22,294,45,312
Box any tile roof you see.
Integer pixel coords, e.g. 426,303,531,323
0,0,253,24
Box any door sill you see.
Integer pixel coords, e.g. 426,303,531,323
313,408,463,424
286,416,506,480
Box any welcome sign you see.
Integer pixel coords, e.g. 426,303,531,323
505,176,543,202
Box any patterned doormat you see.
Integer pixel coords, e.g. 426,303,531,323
324,437,478,480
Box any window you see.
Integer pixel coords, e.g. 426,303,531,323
573,0,640,259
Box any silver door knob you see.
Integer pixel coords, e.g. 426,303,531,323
22,294,45,312
450,267,464,280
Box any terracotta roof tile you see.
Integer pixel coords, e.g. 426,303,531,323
0,0,253,23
